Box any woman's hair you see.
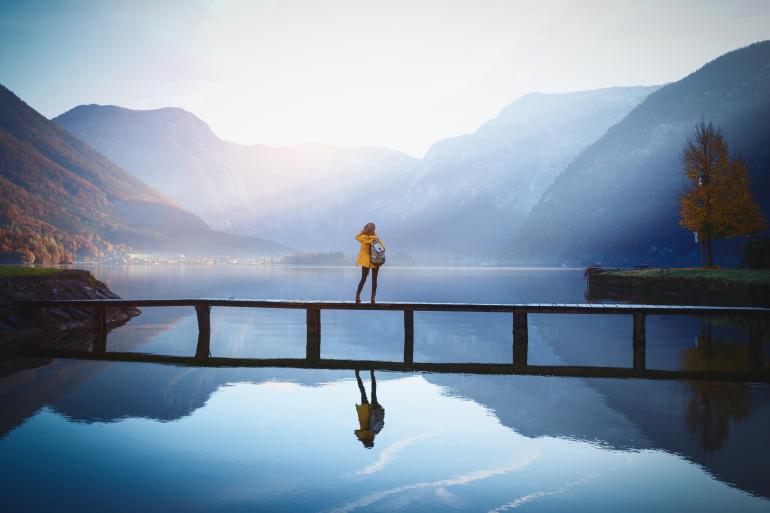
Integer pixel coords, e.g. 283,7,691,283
362,222,375,234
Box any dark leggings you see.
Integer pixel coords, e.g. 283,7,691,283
356,266,378,298
356,369,379,406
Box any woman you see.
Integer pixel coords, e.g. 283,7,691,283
355,222,383,303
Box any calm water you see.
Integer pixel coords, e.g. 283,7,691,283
1,266,768,513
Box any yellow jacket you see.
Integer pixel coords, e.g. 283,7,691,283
355,233,384,268
356,403,371,430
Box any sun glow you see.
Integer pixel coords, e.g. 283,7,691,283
2,0,770,156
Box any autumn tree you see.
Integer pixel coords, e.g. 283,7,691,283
679,122,766,266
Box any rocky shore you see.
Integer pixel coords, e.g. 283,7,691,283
0,269,139,348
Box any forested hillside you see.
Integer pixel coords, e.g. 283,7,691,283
0,84,284,263
513,41,770,266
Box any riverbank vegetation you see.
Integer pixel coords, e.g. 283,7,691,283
587,267,770,306
607,268,770,285
0,266,64,278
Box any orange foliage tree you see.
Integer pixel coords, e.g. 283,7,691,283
679,122,766,266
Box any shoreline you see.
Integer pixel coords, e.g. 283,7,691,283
6,263,588,272
0,268,139,350
587,268,770,307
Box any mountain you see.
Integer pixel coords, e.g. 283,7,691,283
54,105,254,227
387,86,657,258
54,105,419,249
223,143,418,251
513,41,770,267
0,84,285,263
56,88,653,259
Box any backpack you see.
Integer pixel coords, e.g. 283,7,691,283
370,238,386,265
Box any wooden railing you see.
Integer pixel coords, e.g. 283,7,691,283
24,299,770,382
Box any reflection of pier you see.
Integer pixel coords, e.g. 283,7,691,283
24,299,770,383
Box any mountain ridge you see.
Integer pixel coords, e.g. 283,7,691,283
0,84,286,263
513,40,770,266
55,104,419,240
56,86,655,258
387,85,658,258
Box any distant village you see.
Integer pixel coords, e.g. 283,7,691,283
93,250,348,266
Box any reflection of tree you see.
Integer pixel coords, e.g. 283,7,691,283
681,320,751,452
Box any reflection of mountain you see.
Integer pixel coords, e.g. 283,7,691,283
1,307,767,498
514,41,770,266
2,354,768,499
426,372,770,498
0,357,97,437
587,379,769,498
0,307,194,437
523,316,770,498
425,373,648,448
50,364,353,423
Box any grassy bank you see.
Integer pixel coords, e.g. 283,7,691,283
588,267,770,306
605,268,770,286
0,266,65,278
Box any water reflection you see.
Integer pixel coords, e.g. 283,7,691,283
1,266,768,511
682,320,752,452
1,358,769,512
354,370,385,448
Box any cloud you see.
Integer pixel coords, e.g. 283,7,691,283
326,454,539,513
353,433,434,476
486,472,599,512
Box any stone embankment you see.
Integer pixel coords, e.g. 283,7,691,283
0,269,138,346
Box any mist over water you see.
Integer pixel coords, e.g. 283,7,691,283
0,266,768,512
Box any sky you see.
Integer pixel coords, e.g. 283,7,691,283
1,0,769,157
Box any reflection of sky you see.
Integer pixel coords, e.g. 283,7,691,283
6,266,766,510
1,375,767,513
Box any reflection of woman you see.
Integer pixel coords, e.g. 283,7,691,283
354,369,385,448
355,222,384,304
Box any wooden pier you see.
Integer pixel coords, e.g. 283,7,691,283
23,299,770,382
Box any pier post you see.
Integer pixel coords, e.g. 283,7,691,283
404,309,414,364
633,312,646,371
513,310,528,369
92,305,107,353
748,318,764,372
306,307,321,360
195,304,211,359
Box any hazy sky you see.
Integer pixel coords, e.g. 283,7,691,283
1,0,769,156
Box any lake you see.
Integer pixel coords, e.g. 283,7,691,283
1,265,768,512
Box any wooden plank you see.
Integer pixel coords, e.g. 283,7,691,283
21,347,770,383
22,298,770,316
403,309,414,364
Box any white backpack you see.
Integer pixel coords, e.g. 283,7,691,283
370,238,386,265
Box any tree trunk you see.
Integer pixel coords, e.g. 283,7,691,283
700,239,705,267
706,236,714,266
